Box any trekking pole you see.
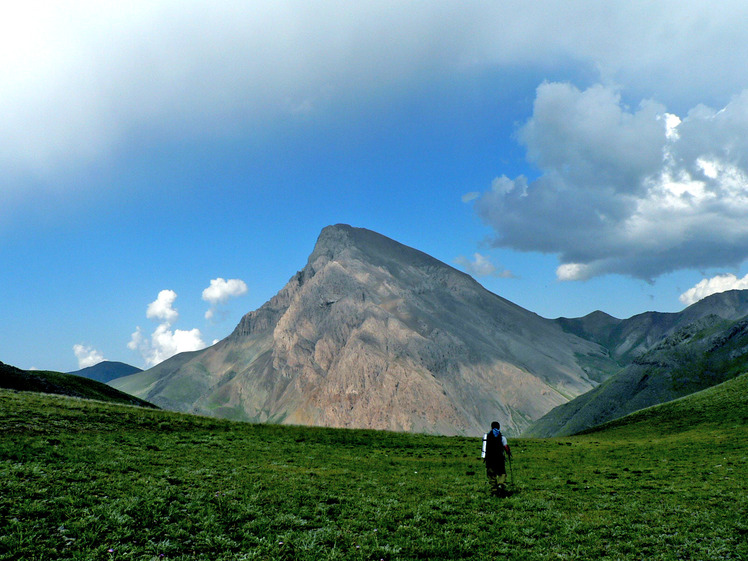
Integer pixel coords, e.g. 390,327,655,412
509,456,514,486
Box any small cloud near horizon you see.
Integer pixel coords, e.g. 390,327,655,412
455,253,515,279
129,289,206,368
73,344,105,369
680,273,748,306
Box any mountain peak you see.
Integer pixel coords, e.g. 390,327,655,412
112,225,612,435
68,361,143,384
309,224,446,273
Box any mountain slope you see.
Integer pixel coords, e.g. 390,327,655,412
578,371,748,438
525,312,748,437
68,361,142,383
112,224,616,435
0,361,156,408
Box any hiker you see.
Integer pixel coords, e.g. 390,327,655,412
482,421,512,496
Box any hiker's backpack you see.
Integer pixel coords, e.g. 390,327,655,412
482,431,505,460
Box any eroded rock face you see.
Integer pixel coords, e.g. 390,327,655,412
113,224,614,435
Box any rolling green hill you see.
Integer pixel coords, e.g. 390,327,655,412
578,371,748,438
1,382,745,560
0,361,156,409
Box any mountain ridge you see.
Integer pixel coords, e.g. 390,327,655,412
111,225,748,437
555,290,748,363
526,301,748,437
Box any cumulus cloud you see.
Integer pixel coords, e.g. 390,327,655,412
680,274,748,306
129,290,206,367
73,344,105,369
202,278,248,321
455,253,514,279
475,82,748,281
128,324,205,368
202,278,248,305
556,264,592,282
146,289,179,323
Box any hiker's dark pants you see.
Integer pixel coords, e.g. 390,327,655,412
486,462,506,494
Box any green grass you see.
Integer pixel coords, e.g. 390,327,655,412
1,383,746,560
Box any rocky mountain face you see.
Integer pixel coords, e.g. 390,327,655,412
527,292,748,437
112,224,616,435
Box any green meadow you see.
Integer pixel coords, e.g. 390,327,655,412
1,375,747,560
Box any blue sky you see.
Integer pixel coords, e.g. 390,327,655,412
4,2,748,371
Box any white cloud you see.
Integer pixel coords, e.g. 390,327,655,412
202,278,248,321
129,324,206,368
476,82,748,281
556,264,592,282
455,253,514,279
146,289,179,323
680,274,748,306
73,344,104,369
129,289,206,367
0,2,477,180
461,192,480,203
202,278,248,305
664,113,682,141
4,2,748,183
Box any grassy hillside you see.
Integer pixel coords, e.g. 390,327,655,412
0,361,156,408
579,371,748,438
1,387,746,560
